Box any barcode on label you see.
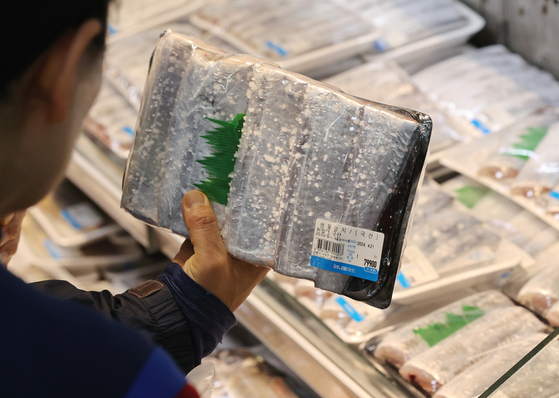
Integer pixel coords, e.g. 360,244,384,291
317,239,345,255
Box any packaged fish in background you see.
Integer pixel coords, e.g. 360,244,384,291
403,205,501,276
511,123,559,199
339,0,468,52
191,0,375,60
190,0,480,73
517,262,559,317
18,215,143,272
475,109,559,181
432,333,547,398
122,32,431,307
107,0,203,39
373,290,513,368
440,113,559,233
325,61,467,153
84,82,138,162
482,334,559,398
28,179,122,248
413,45,559,138
443,176,559,257
204,349,304,398
398,306,546,395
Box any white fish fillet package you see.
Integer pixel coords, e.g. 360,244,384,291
122,32,432,307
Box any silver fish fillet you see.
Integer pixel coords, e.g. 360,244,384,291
484,336,559,398
122,32,431,300
399,306,546,395
517,262,559,316
433,333,547,398
373,290,513,368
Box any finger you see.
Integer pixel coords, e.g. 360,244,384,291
172,239,194,267
181,191,228,266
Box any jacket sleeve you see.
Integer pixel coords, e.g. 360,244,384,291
32,263,236,374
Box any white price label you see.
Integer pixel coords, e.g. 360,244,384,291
310,219,385,282
398,246,439,289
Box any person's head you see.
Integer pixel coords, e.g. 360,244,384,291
0,1,112,218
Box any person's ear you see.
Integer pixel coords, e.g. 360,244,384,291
33,19,102,124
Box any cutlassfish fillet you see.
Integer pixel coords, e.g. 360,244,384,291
399,306,546,395
433,333,547,398
517,262,559,316
122,32,431,304
373,290,513,368
511,123,559,199
484,336,559,398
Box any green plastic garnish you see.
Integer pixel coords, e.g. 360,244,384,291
194,113,245,205
413,305,485,347
454,185,490,209
503,126,548,160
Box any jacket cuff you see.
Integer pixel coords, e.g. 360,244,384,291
158,263,237,365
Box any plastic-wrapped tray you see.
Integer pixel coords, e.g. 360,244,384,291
413,45,559,140
442,175,559,257
121,32,431,307
28,180,122,248
19,216,143,272
439,110,559,232
390,183,531,305
190,0,484,74
107,0,204,41
325,60,470,154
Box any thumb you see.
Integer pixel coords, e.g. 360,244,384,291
181,190,228,269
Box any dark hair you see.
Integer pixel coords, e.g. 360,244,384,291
0,0,112,98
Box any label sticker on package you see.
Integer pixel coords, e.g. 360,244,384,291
398,246,439,289
310,219,384,282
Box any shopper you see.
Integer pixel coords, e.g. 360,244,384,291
0,1,268,397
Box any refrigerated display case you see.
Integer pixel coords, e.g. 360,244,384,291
52,1,559,397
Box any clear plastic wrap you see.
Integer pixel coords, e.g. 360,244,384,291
517,262,559,316
511,123,559,199
439,109,559,233
205,350,300,398
413,45,559,137
433,333,547,398
192,0,468,64
373,290,513,368
404,205,500,275
325,61,467,153
28,180,122,248
398,306,546,395
84,82,138,161
443,176,559,257
484,335,559,398
122,32,431,306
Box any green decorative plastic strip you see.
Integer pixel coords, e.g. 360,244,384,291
454,185,490,209
503,126,548,160
194,113,245,206
413,305,485,347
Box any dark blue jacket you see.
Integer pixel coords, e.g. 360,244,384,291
0,256,236,397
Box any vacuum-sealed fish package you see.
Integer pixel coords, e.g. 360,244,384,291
399,306,546,395
433,333,547,398
373,290,513,368
517,262,559,316
484,335,559,398
122,32,431,307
